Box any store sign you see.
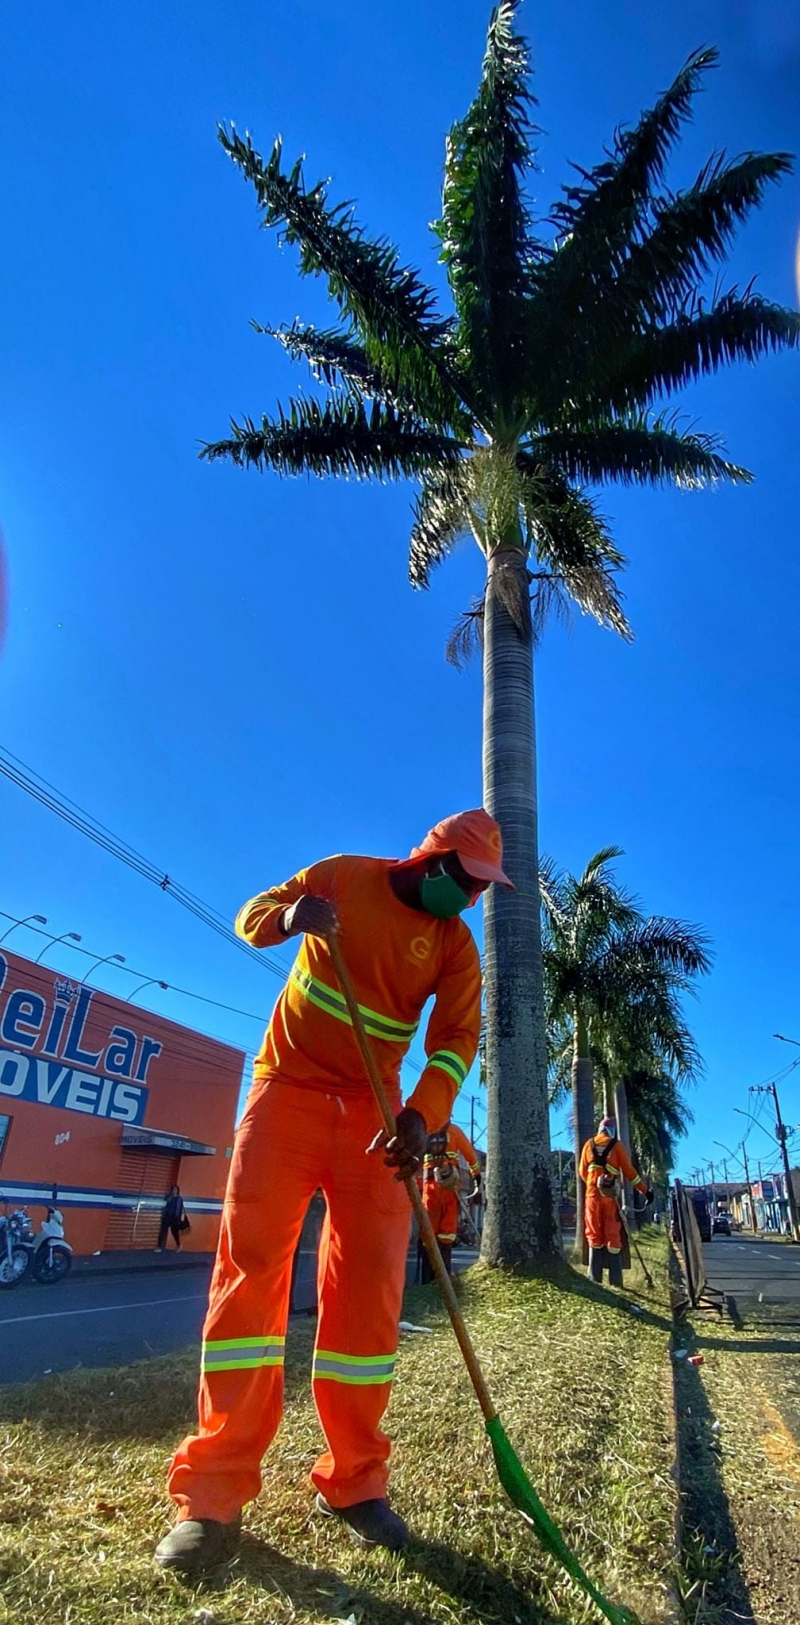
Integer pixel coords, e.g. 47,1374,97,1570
0,1044,148,1123
0,952,163,1081
0,953,160,1126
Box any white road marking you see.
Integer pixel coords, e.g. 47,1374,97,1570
0,1293,207,1327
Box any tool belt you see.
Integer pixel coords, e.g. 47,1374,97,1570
434,1163,460,1190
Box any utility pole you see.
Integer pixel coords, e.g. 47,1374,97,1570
707,1159,716,1210
740,1140,757,1232
721,1157,729,1204
751,1083,800,1242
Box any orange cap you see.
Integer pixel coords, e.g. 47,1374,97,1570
411,809,514,888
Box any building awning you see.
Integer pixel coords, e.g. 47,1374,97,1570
119,1127,216,1156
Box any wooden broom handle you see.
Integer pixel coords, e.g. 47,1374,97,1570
327,933,496,1424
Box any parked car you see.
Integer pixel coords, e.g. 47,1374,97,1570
712,1212,732,1236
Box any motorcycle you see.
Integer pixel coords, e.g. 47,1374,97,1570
33,1207,73,1284
0,1201,34,1287
0,1201,72,1287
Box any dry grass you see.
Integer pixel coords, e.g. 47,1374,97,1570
673,1295,800,1625
0,1233,677,1625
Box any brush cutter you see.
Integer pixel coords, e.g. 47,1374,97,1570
327,935,639,1625
615,1196,654,1290
457,1190,481,1247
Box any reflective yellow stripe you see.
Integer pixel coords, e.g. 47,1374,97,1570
202,1335,285,1373
313,1349,397,1386
427,1049,469,1089
290,966,418,1044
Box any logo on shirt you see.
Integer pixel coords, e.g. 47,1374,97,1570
407,936,432,964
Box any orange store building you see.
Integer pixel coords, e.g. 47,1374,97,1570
0,947,245,1254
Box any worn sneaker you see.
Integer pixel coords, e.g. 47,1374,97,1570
154,1514,242,1576
315,1493,409,1551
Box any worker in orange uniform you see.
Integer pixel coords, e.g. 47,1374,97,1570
579,1115,653,1286
156,809,512,1576
419,1121,482,1281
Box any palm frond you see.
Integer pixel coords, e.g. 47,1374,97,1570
517,459,632,636
201,396,463,480
433,0,537,413
445,597,486,669
539,855,571,929
258,320,387,399
218,125,468,428
532,415,751,487
548,47,718,267
612,149,794,322
408,464,471,588
583,845,626,879
584,287,800,416
623,917,713,977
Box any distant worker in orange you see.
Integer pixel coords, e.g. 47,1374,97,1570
579,1116,652,1286
419,1121,482,1281
155,809,512,1577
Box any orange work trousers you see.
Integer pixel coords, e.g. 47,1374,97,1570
168,1077,410,1522
585,1188,623,1253
422,1180,459,1244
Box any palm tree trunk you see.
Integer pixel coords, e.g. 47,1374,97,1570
481,547,560,1266
613,1077,635,1221
572,1010,594,1259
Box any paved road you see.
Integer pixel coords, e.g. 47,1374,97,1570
0,1245,479,1387
0,1268,213,1385
702,1234,800,1311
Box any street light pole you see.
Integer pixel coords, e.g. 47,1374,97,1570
82,952,126,986
34,931,82,965
740,1141,757,1232
125,978,169,1003
0,913,48,945
754,1080,800,1242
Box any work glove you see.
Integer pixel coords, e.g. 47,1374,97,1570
645,1188,655,1205
367,1107,428,1182
280,894,339,938
468,1176,482,1205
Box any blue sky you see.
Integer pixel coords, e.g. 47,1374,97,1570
1,0,798,1184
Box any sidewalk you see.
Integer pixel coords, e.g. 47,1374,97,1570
71,1248,215,1278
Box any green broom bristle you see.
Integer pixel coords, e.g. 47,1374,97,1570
486,1417,641,1625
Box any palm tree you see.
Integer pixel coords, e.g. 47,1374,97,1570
540,846,709,1245
203,1,797,1266
595,997,698,1211
624,1068,693,1189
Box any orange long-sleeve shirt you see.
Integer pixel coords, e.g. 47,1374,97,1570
423,1122,481,1180
446,1122,481,1177
236,855,482,1133
579,1134,647,1196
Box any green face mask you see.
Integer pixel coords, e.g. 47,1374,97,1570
420,870,473,919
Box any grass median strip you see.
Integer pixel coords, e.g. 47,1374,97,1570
0,1231,677,1625
674,1295,800,1624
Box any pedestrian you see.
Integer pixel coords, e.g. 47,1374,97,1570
155,1184,187,1252
419,1120,482,1282
579,1117,652,1286
155,809,512,1576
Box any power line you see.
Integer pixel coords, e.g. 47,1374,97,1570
0,912,272,1026
0,751,432,1080
0,746,292,983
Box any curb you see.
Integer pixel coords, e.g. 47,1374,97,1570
71,1255,215,1280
